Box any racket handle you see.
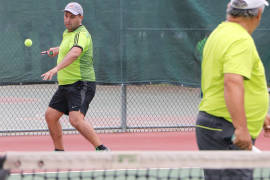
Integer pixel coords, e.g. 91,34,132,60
41,51,53,56
41,51,47,55
231,134,236,141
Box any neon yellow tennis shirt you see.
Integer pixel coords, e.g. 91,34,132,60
199,22,269,138
57,25,95,85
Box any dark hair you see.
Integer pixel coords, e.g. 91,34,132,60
227,6,260,17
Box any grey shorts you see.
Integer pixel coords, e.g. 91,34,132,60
49,81,96,116
196,111,254,180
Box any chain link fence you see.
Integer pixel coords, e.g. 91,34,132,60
0,83,200,135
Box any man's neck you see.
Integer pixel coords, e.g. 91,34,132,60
68,24,82,32
226,16,255,35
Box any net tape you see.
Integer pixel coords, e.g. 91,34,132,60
2,151,270,171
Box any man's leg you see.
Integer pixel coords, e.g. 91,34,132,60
69,111,102,148
66,81,109,150
45,107,64,150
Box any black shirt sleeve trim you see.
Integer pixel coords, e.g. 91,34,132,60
72,45,83,51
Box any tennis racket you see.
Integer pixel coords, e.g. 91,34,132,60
251,145,261,152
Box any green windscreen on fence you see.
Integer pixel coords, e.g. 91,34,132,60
1,0,270,86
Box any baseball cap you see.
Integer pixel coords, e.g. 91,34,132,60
230,0,269,9
64,2,83,16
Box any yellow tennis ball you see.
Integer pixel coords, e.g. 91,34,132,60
24,39,32,47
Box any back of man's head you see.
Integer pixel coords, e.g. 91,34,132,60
227,0,268,17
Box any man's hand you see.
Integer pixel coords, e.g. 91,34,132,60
47,47,59,57
233,127,252,150
264,114,270,137
41,67,58,80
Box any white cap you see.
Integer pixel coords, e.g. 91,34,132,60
230,0,269,9
64,2,83,16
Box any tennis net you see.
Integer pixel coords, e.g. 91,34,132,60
1,151,270,180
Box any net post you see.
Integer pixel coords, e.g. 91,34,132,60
121,84,127,131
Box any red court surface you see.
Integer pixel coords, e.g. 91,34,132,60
0,131,269,152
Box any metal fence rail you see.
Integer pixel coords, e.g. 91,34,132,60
0,84,201,135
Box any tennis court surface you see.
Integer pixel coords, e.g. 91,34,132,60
1,131,270,180
1,151,270,180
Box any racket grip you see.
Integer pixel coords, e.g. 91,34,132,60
231,134,236,142
41,51,53,56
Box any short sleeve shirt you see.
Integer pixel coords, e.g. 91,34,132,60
199,22,269,138
57,25,95,85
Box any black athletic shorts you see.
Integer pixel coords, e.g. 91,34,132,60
49,81,96,116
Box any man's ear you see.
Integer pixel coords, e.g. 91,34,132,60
256,8,263,21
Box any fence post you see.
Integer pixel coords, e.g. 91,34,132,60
121,84,127,131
